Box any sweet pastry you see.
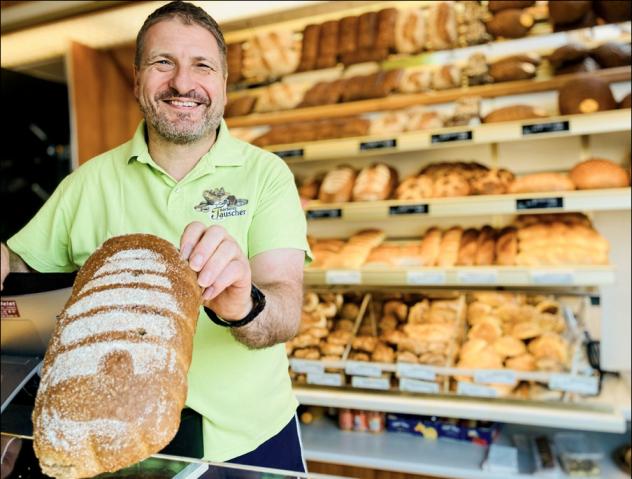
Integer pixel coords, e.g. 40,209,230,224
558,76,617,115
508,172,576,193
319,166,356,203
569,158,630,189
33,234,202,478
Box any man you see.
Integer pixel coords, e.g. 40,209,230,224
0,1,309,473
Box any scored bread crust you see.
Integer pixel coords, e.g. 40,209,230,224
33,234,202,479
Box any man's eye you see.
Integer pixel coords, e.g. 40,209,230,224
197,64,212,70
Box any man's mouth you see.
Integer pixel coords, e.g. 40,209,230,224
161,98,205,109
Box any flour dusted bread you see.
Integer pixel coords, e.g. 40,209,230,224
33,234,202,479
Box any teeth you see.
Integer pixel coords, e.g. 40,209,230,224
170,100,196,107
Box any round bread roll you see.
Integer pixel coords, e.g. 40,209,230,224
558,76,617,115
493,336,527,358
505,353,536,371
570,158,630,189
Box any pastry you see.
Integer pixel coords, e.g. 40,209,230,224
558,76,617,115
468,318,503,344
569,158,630,189
33,234,202,478
508,172,575,193
384,301,408,322
510,321,542,340
505,353,536,371
528,333,569,364
318,166,356,203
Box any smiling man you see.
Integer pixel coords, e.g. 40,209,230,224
1,1,310,473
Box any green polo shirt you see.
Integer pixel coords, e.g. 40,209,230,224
8,120,310,461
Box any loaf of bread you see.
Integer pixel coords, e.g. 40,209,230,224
426,1,457,50
569,158,630,189
33,234,202,479
486,9,534,39
438,226,463,267
548,0,592,26
352,163,398,201
319,166,356,203
297,24,321,72
548,43,589,69
483,104,547,123
375,8,398,50
591,42,631,68
338,16,359,55
395,8,426,54
508,172,576,193
558,76,617,115
489,59,537,82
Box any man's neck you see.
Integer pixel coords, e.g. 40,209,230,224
147,128,217,182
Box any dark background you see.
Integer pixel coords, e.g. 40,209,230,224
1,68,71,241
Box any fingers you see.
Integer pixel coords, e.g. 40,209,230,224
203,259,249,301
198,240,240,288
180,222,207,261
182,224,226,272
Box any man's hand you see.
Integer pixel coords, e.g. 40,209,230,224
180,222,252,321
1,243,10,291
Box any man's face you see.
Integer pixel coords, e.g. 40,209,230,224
134,19,227,145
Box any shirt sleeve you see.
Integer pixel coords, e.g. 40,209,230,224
247,157,312,264
7,174,76,272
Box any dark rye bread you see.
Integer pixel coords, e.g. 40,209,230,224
33,234,202,479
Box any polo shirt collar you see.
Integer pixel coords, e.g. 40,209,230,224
126,119,245,169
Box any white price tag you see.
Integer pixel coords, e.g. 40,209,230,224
406,271,446,285
458,270,498,284
345,361,382,378
549,374,599,395
457,381,498,398
351,376,390,390
530,270,574,285
399,377,440,394
474,370,518,385
325,270,361,285
397,363,437,381
291,359,324,375
307,372,343,387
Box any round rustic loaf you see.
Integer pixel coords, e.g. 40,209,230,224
569,158,630,189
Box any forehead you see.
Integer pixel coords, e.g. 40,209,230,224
142,18,220,60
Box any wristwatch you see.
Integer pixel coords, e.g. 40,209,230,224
204,284,266,328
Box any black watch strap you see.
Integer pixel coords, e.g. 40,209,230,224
204,284,266,328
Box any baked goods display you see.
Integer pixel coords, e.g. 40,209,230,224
33,234,202,479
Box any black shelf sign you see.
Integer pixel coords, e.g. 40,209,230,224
522,120,570,136
306,208,342,219
389,204,429,216
431,130,472,144
273,148,304,159
516,197,564,210
360,138,397,151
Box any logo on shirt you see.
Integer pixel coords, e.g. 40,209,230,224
194,187,248,221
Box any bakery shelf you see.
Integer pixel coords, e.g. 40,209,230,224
305,188,632,221
226,67,631,128
304,266,615,287
261,108,632,164
295,376,630,434
300,417,631,478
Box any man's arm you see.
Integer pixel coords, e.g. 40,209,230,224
1,242,32,290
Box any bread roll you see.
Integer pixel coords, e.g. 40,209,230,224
483,104,547,123
569,158,630,189
489,60,537,82
33,234,202,479
558,76,617,115
508,172,576,193
486,9,534,39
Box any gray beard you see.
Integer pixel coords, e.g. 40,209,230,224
141,102,223,145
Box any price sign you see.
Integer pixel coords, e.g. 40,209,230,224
549,374,599,395
307,372,344,387
397,363,437,381
530,270,574,285
458,270,498,284
345,361,382,378
351,376,390,390
399,377,440,394
272,148,304,159
325,270,362,285
431,130,473,144
406,271,446,286
522,120,570,136
306,208,342,220
457,381,498,398
474,370,518,385
389,204,429,216
291,359,324,374
360,139,397,151
516,197,564,210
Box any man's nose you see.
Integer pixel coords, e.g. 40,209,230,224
168,66,195,95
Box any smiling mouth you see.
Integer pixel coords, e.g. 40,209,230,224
163,99,202,109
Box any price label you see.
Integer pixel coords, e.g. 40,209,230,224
431,130,473,144
530,270,574,285
272,148,304,159
360,138,397,151
325,270,362,285
291,359,324,375
389,204,429,216
457,381,498,398
474,369,518,385
399,377,440,394
406,271,446,286
307,372,343,387
522,120,570,136
516,197,564,210
549,374,599,395
306,208,342,220
351,376,390,390
397,363,437,381
457,270,498,284
346,361,382,378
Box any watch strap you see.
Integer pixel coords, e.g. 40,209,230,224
204,284,266,328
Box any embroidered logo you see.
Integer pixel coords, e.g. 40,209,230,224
194,187,248,221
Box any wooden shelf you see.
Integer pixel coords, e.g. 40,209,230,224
226,67,632,128
305,188,632,221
